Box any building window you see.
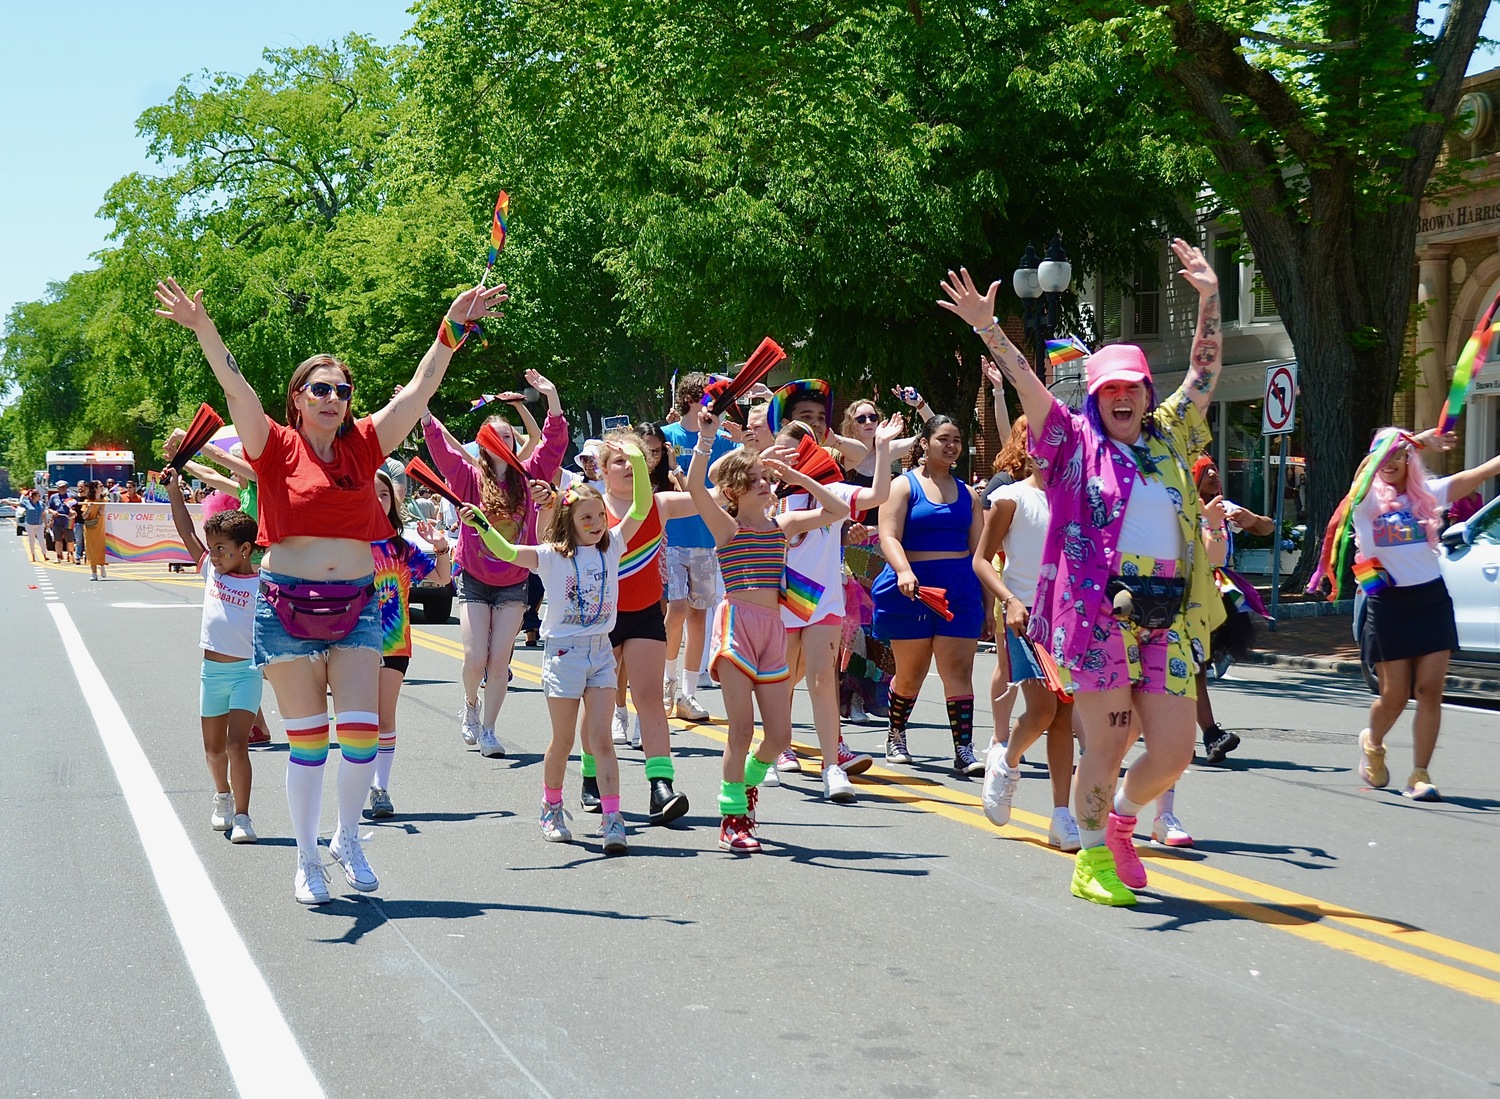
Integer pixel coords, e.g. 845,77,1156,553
1251,267,1279,319
1212,234,1242,326
1132,257,1160,338
1099,285,1123,341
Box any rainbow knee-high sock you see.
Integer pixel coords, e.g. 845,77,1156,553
373,729,397,789
285,712,330,768
336,711,380,765
945,695,975,748
887,690,918,736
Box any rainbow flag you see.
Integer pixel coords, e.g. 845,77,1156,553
1046,336,1090,367
1439,287,1500,433
486,191,509,268
779,566,826,622
1352,557,1391,595
470,394,502,410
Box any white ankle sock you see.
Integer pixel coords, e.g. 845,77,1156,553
1156,786,1176,817
1114,791,1145,818
682,671,699,696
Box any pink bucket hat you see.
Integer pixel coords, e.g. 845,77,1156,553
1085,344,1153,395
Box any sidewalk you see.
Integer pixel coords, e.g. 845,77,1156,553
1239,596,1499,696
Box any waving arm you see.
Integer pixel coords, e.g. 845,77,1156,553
1174,238,1223,415
938,268,1052,431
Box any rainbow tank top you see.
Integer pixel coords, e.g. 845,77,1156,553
616,499,664,612
720,524,788,593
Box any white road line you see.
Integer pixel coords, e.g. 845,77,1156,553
47,604,324,1099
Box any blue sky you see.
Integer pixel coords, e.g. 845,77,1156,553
0,3,1496,335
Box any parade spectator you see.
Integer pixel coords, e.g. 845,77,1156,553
21,488,46,562
49,481,74,564
78,482,108,580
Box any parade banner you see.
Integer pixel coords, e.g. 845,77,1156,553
104,503,204,564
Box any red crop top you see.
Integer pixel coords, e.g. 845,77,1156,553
248,415,393,546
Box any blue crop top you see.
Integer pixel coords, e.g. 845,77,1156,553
900,469,972,553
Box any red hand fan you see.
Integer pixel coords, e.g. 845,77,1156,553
775,433,845,497
476,422,530,479
405,456,464,508
708,337,786,415
167,403,225,471
917,586,954,621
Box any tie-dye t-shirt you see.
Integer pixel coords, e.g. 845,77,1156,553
372,538,437,657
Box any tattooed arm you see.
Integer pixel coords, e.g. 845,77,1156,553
153,278,270,460
938,268,1054,431
1174,238,1222,415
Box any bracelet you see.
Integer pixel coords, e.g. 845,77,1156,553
693,444,714,456
1208,525,1226,534
973,317,1004,342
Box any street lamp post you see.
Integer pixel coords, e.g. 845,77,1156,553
1012,234,1073,378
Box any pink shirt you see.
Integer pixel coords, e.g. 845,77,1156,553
425,412,568,587
1026,383,1216,672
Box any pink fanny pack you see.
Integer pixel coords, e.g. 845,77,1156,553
261,578,375,642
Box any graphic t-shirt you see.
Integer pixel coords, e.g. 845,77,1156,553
779,482,861,627
1352,476,1453,588
199,560,258,659
533,539,625,639
371,538,437,657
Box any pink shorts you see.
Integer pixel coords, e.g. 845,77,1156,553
710,598,789,684
1069,554,1197,699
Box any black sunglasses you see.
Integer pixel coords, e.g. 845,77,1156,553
853,412,880,424
301,381,353,401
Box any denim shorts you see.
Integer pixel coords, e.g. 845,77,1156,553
199,658,264,717
458,571,528,607
665,546,718,609
252,569,381,667
542,634,617,698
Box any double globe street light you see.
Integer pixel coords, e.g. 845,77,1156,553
1012,234,1072,377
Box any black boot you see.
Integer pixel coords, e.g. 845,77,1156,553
580,775,602,813
649,778,689,826
1202,723,1240,765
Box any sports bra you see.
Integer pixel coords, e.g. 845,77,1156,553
900,469,972,553
719,524,788,593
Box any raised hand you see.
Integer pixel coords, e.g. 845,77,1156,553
1171,238,1217,297
891,385,924,408
498,391,526,404
980,356,1005,389
448,283,508,326
875,413,906,445
162,427,187,462
153,278,210,331
694,405,723,437
524,369,556,399
1203,494,1228,529
937,267,1001,329
761,456,799,487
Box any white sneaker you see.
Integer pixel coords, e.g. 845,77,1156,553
293,852,331,905
1048,809,1082,852
210,792,234,831
1151,812,1195,848
478,726,507,758
599,811,629,854
981,744,1019,826
761,766,781,788
460,701,481,746
330,826,379,892
823,763,857,803
230,814,257,844
612,707,630,744
662,677,678,714
674,692,710,722
627,714,642,750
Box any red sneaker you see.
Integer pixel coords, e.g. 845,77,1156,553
247,724,272,749
718,814,761,853
745,785,759,829
836,738,873,776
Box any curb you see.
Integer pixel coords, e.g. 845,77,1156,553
1243,651,1498,694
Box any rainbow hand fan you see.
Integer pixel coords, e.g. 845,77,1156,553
917,586,954,621
706,337,786,415
775,433,844,497
476,421,530,479
167,403,225,471
405,457,464,508
1438,288,1500,434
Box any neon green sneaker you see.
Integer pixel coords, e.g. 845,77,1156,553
1071,846,1138,906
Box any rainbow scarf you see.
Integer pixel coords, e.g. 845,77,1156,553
1352,557,1392,595
1307,428,1414,600
779,566,826,621
1438,288,1500,434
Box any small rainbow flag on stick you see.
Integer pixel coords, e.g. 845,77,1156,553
487,191,509,270
1438,287,1500,434
1046,336,1090,367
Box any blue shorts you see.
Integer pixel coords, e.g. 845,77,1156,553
200,658,264,718
252,569,381,668
871,557,984,641
1005,626,1044,683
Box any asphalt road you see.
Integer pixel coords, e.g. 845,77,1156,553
3,537,1498,1098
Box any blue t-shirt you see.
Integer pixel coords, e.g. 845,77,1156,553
660,421,737,550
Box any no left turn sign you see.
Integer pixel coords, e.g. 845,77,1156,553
1262,362,1298,435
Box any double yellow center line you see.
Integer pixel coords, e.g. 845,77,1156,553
416,627,1498,1003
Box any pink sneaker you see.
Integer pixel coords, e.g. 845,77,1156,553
1106,811,1148,889
836,738,872,776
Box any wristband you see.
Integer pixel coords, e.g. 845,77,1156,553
438,316,487,351
693,444,714,456
973,317,1004,342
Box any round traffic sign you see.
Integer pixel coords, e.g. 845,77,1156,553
1265,365,1296,431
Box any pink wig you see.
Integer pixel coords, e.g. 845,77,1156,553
199,489,241,522
1367,428,1442,547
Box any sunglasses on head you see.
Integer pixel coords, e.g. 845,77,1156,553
301,381,353,401
853,412,880,424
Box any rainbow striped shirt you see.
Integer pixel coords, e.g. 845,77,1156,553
720,525,787,593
